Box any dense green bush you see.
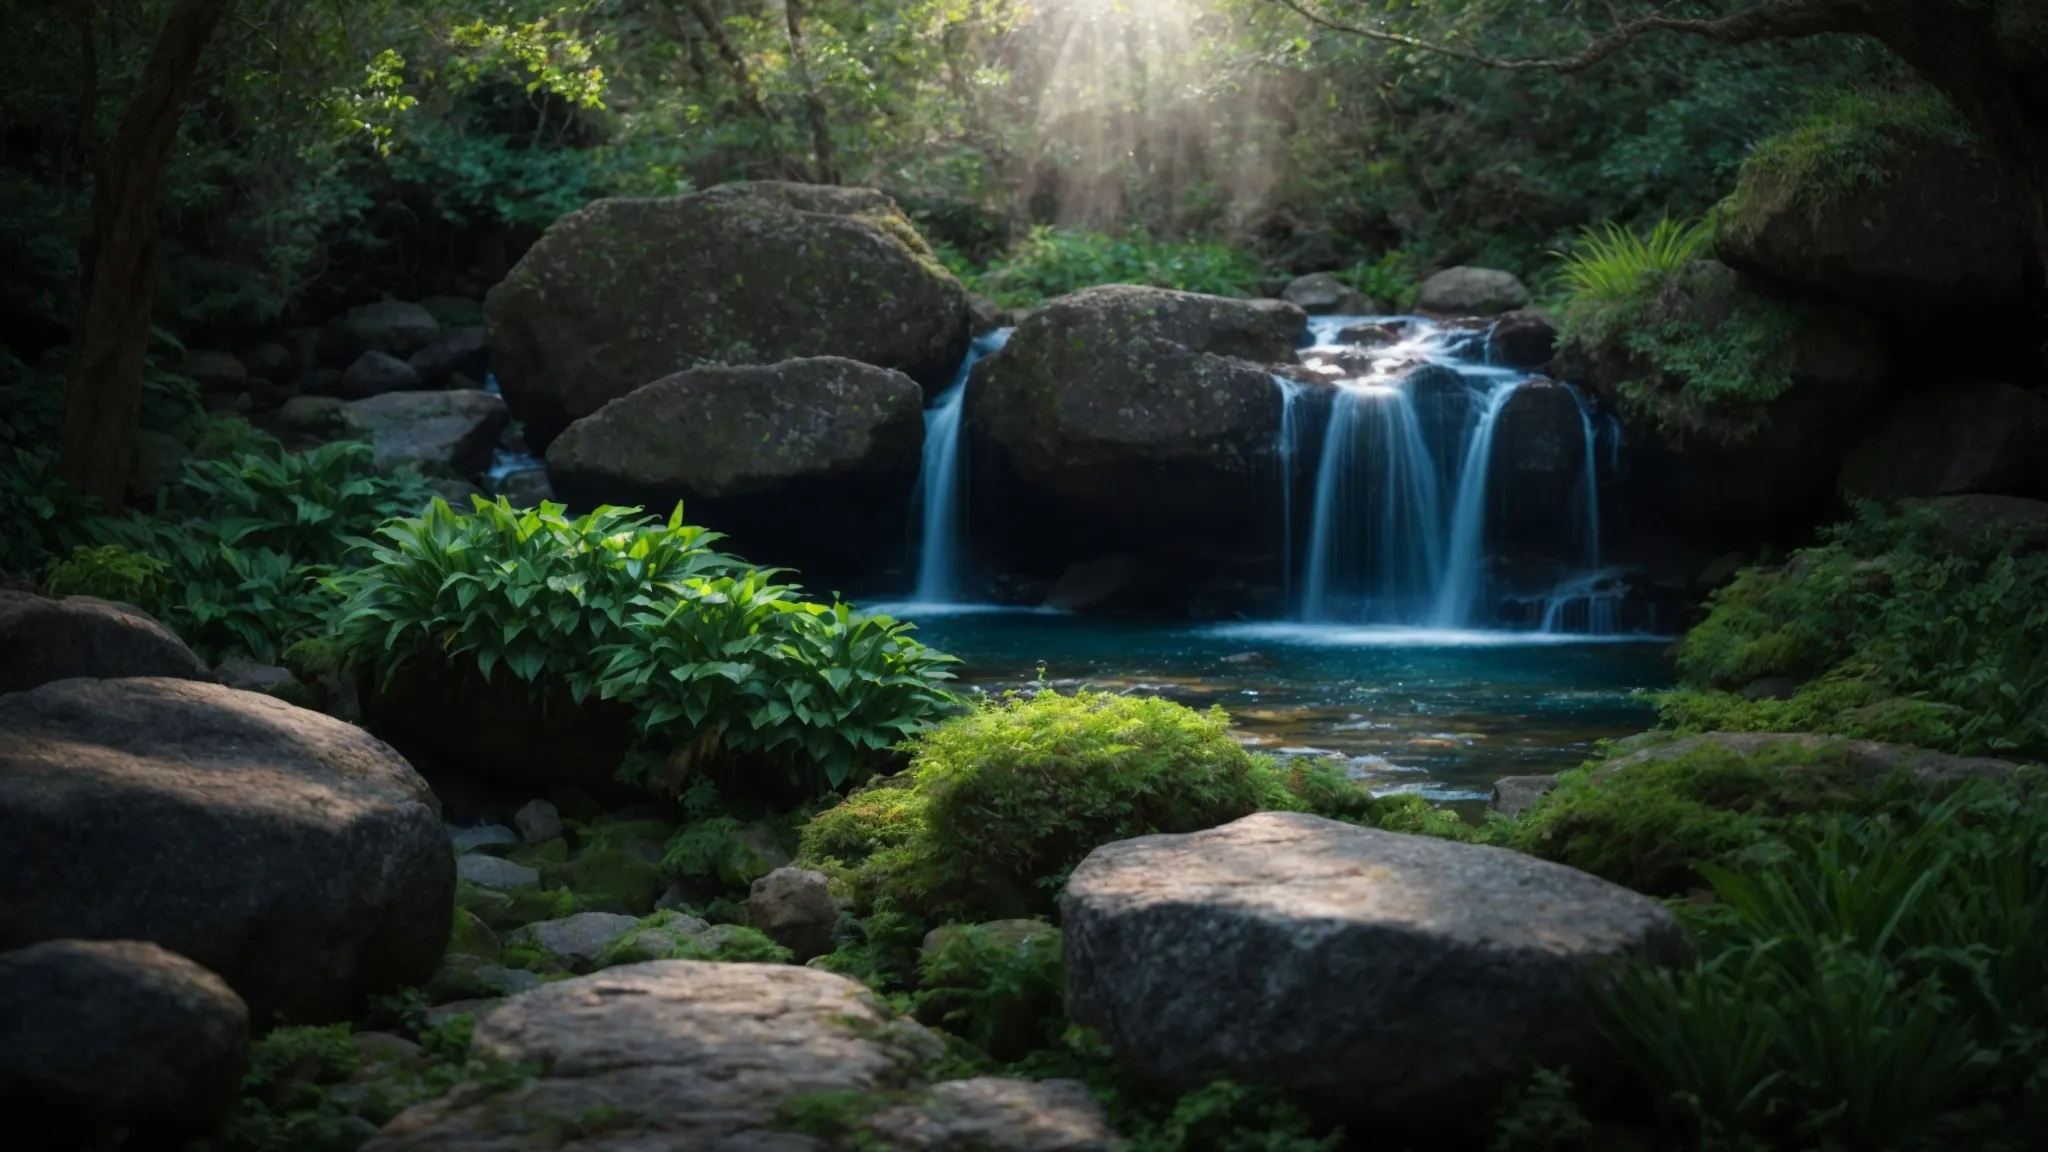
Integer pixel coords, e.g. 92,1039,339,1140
327,498,958,796
966,226,1267,308
911,924,1065,1062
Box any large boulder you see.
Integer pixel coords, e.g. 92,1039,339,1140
863,1078,1121,1152
0,677,454,1024
322,301,442,362
406,326,491,387
0,592,211,694
747,866,841,962
1488,309,1559,369
1417,267,1530,316
1489,380,1596,563
337,350,425,399
1061,812,1690,1133
487,182,971,448
545,357,924,584
364,962,943,1150
341,389,509,478
1899,493,2048,553
0,939,249,1149
1838,382,2048,503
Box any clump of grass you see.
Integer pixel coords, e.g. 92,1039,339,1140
1732,87,1977,220
1551,217,1712,305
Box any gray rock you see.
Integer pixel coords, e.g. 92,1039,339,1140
1488,775,1559,818
505,912,641,970
1281,272,1379,316
1899,493,2048,553
0,679,452,1025
363,962,947,1151
323,301,442,362
0,939,249,1147
240,342,296,383
1597,731,2024,788
1839,382,2048,503
487,183,970,448
341,389,508,477
339,350,425,399
1061,811,1690,1126
863,1078,1120,1151
920,919,1058,957
1488,381,1588,561
514,799,564,845
455,855,539,891
213,655,300,696
448,823,520,852
1417,267,1530,315
407,326,490,387
1334,320,1407,348
748,867,841,962
0,592,211,694
181,350,248,392
608,920,713,964
429,954,542,1000
1487,308,1559,368
278,394,346,432
419,296,485,327
494,467,554,506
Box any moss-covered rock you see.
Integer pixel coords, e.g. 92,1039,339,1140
485,182,970,448
1837,381,2048,503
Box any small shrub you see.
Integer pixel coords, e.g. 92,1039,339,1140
1550,217,1712,305
1334,250,1422,311
911,924,1064,1061
970,226,1266,307
42,544,166,604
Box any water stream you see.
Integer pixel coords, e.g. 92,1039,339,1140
910,328,1013,603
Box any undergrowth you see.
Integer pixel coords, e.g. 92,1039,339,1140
964,226,1265,308
1729,86,1978,220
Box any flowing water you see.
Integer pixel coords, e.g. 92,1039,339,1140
909,329,1013,603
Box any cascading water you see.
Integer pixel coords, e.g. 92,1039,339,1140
1534,386,1624,635
1564,383,1602,569
910,328,1013,603
1274,377,1310,608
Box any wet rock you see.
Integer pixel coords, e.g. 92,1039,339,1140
0,678,452,1024
322,301,442,362
406,326,490,387
493,467,553,506
1488,775,1559,818
448,824,520,852
0,939,249,1149
213,656,311,705
863,1078,1120,1151
240,342,296,384
1417,267,1530,316
1487,309,1559,369
429,954,544,1002
338,350,425,399
505,912,642,971
1282,272,1379,316
1839,381,2048,503
341,388,508,477
1899,493,2048,552
1597,731,2023,788
1062,811,1689,1130
1334,320,1408,348
1490,381,1593,562
456,855,540,891
487,182,970,448
970,293,1006,335
748,867,841,962
181,350,248,392
0,591,211,694
515,799,564,845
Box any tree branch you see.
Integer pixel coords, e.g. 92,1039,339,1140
1263,0,1872,74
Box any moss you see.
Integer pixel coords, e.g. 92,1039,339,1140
508,837,568,868
563,846,664,914
1729,87,1977,221
458,882,580,932
446,909,500,960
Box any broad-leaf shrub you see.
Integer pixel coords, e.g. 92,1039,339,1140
327,498,958,796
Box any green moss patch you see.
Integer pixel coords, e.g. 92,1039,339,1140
1728,87,1976,222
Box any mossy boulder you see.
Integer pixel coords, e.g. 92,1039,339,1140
485,182,970,448
1838,381,2048,503
545,357,925,584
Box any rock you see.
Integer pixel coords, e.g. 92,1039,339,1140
1900,493,2048,552
129,430,190,501
747,867,841,962
486,182,971,448
1838,382,2048,503
966,285,1305,536
608,917,715,963
428,953,541,1001
1281,272,1379,316
1488,775,1559,818
406,326,490,387
1596,731,2023,788
493,466,554,506
341,389,508,477
0,939,248,1148
920,919,1058,957
213,656,310,705
0,592,211,694
354,1030,425,1070
970,293,1006,336
1061,811,1690,1129
0,677,453,1024
1417,267,1530,316
240,342,296,383
515,799,564,845
306,368,345,396
364,962,948,1151
449,823,520,852
322,301,442,362
1044,554,1140,612
339,350,425,399
1489,380,1595,562
1488,309,1559,368
1334,320,1408,348
456,855,541,891
419,296,484,327
1741,677,1801,701
1716,123,2028,316
505,912,642,971
181,350,249,392
862,1078,1120,1151
544,357,923,584
279,394,346,432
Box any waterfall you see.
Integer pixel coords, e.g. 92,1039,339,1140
911,328,1012,603
1427,379,1522,628
1539,569,1625,635
1300,386,1448,622
1563,383,1602,568
1275,378,1310,609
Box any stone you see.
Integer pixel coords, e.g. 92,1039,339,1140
0,939,248,1148
341,388,508,477
457,855,541,891
0,678,453,1025
213,655,301,696
920,919,1058,957
486,182,971,448
1061,811,1690,1128
339,350,425,399
1487,308,1559,368
970,293,1006,335
305,368,345,396
406,326,490,387
505,912,642,971
428,954,542,1001
1281,272,1379,316
515,799,564,845
364,962,948,1151
240,342,296,383
181,349,248,391
1488,380,1594,562
1334,320,1407,347
1045,554,1140,612
1488,775,1559,818
322,301,442,362
279,394,346,432
544,357,923,584
1899,493,2048,553
1596,731,2023,788
448,823,520,852
493,466,553,506
608,917,715,964
354,1030,425,1070
747,867,841,962
1417,267,1530,316
0,591,211,694
419,296,484,327
1839,382,2048,503
862,1078,1121,1151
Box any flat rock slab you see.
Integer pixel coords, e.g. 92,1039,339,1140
864,1078,1119,1151
0,592,210,694
456,855,540,891
505,912,641,970
1062,811,1690,1127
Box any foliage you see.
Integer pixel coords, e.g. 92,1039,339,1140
1333,250,1422,311
1664,505,2048,759
1487,1067,1591,1152
1550,218,1713,305
327,498,958,797
911,925,1064,1061
42,545,168,605
967,226,1267,308
1731,86,1979,219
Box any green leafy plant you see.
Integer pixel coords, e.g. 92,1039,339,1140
970,226,1267,308
41,544,165,604
1335,250,1423,311
1550,217,1712,305
911,924,1064,1061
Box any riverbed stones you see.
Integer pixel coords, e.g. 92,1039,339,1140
1838,381,2048,503
1488,308,1559,368
339,350,425,398
456,855,541,891
341,388,508,477
504,912,640,971
0,592,212,693
515,799,564,844
1061,811,1690,1127
0,677,453,1024
747,866,841,961
1417,266,1530,315
323,301,442,361
406,326,490,387
486,182,970,448
363,962,950,1151
0,939,249,1149
1281,272,1377,316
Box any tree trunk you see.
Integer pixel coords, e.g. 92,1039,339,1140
782,0,839,184
58,0,237,508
